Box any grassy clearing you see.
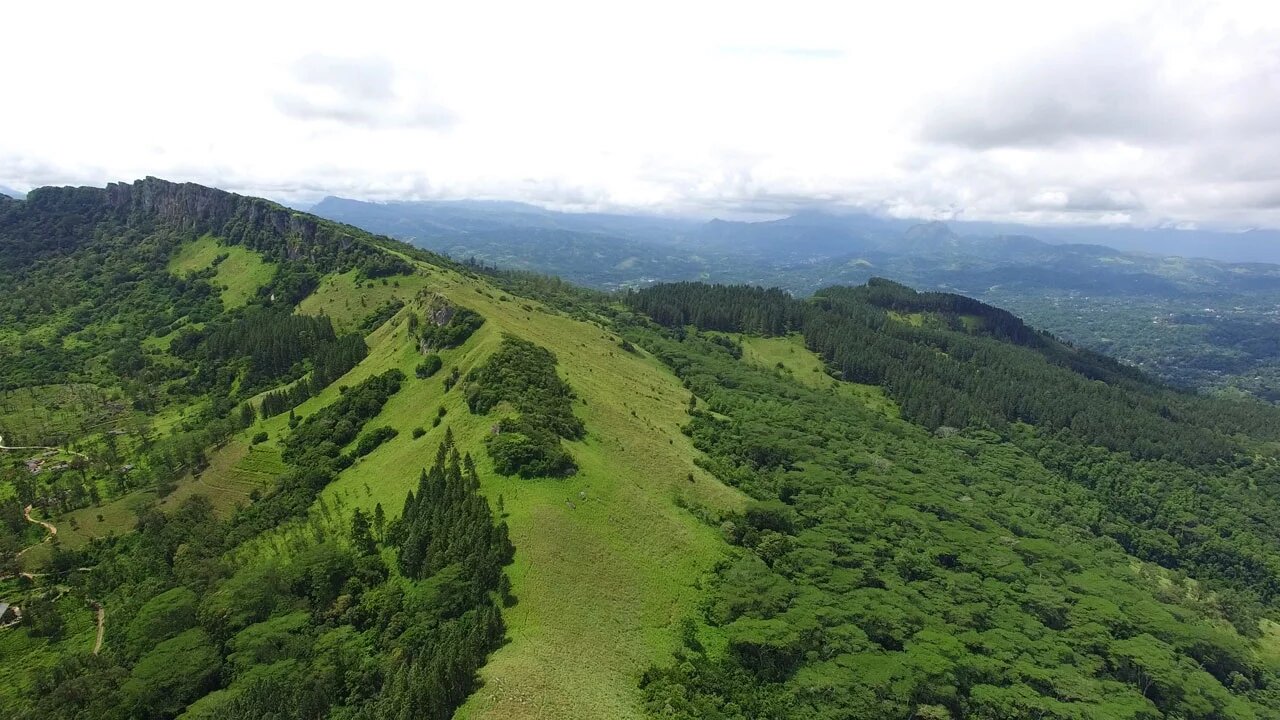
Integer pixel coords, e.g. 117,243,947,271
52,490,156,550
1258,620,1280,673
296,269,433,332
740,334,898,417
887,309,927,327
168,234,274,309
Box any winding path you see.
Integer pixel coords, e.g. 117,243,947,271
17,504,57,557
0,433,89,460
3,431,85,556
23,504,57,538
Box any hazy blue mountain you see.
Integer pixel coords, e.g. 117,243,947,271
312,196,700,243
945,218,1280,264
313,197,1280,401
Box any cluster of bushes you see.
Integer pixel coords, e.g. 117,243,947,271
350,425,397,459
415,354,443,379
281,369,405,465
356,253,413,279
464,335,583,478
358,298,405,333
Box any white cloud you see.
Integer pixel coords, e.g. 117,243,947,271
2,0,1279,228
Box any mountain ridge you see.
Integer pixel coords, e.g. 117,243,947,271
7,179,1280,719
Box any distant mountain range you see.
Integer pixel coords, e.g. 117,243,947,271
314,196,1280,264
314,196,1280,401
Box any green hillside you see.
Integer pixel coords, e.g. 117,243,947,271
236,261,747,718
6,179,1280,719
0,179,743,720
169,234,275,310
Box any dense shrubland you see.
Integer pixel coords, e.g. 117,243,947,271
14,414,511,720
621,285,1280,719
464,335,582,477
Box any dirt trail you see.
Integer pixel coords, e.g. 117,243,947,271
92,601,104,654
0,433,89,460
17,504,58,558
23,504,57,538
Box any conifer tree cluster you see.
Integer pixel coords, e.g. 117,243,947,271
393,429,515,586
258,334,368,418
175,306,368,402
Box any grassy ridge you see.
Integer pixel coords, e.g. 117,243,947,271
200,261,746,718
297,269,433,332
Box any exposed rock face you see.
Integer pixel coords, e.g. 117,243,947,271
14,177,395,272
427,303,456,328
102,177,366,268
418,293,458,354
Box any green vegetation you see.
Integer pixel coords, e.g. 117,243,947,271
350,425,398,458
358,298,405,333
14,430,510,720
179,306,367,398
622,283,1280,719
281,369,404,465
15,178,1280,720
464,336,583,477
296,270,433,332
628,280,1279,465
0,383,129,447
419,302,486,351
415,353,444,379
168,234,273,309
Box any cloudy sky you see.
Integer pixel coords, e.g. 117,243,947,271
3,0,1279,227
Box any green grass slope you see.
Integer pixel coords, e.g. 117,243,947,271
213,261,746,718
168,234,274,309
740,334,899,417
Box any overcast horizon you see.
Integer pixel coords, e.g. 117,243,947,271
4,0,1280,230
